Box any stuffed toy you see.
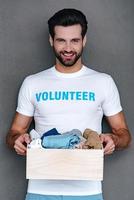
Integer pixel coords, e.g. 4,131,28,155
83,128,102,149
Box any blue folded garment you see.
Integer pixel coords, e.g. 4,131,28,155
41,128,61,140
41,129,82,149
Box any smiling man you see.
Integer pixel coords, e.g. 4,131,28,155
6,8,131,200
51,24,85,68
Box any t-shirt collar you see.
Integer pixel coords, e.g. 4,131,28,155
52,65,87,78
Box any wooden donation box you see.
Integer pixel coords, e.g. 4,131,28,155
26,148,104,180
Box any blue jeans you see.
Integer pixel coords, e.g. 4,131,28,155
25,193,104,200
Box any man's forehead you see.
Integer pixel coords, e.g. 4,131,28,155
54,24,82,38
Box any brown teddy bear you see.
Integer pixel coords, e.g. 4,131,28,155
83,128,102,149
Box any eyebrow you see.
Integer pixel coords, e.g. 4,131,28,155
55,38,65,41
71,38,81,41
55,38,81,41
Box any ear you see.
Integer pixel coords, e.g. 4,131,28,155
49,35,53,46
83,35,87,47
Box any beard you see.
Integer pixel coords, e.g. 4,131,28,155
53,47,83,67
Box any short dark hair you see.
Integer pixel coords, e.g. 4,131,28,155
48,8,88,39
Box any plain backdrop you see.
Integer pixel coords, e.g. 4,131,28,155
0,0,134,199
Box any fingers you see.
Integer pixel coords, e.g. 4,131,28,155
104,144,115,155
14,145,26,156
100,134,115,155
14,133,31,156
104,139,115,155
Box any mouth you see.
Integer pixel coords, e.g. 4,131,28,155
61,52,76,60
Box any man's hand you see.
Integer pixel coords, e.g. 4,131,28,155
100,133,116,155
14,133,31,156
6,112,33,155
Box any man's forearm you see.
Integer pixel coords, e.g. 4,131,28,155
111,128,131,150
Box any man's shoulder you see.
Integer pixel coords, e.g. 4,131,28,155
24,66,54,82
85,66,111,79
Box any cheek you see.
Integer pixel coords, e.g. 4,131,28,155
72,42,83,50
75,45,83,52
53,44,64,52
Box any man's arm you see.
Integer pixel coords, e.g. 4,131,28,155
6,112,33,156
100,111,131,155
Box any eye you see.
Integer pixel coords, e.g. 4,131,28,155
56,38,65,43
72,39,80,44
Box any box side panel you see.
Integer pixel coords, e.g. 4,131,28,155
26,149,103,180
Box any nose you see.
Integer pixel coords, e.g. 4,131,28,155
64,41,72,52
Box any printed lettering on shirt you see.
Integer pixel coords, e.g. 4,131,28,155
35,91,95,102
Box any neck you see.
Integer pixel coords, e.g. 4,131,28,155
55,58,83,73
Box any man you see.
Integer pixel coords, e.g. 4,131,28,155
6,8,131,200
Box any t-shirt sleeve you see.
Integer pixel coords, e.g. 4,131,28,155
102,75,122,116
16,77,34,116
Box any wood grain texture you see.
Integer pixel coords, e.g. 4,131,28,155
26,148,104,180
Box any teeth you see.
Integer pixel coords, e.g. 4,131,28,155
63,53,74,56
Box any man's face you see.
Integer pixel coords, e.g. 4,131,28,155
49,25,86,67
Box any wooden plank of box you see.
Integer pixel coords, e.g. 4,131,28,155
26,148,103,180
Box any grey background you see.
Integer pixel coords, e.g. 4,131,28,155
0,0,134,199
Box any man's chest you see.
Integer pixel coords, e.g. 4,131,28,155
31,79,104,116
